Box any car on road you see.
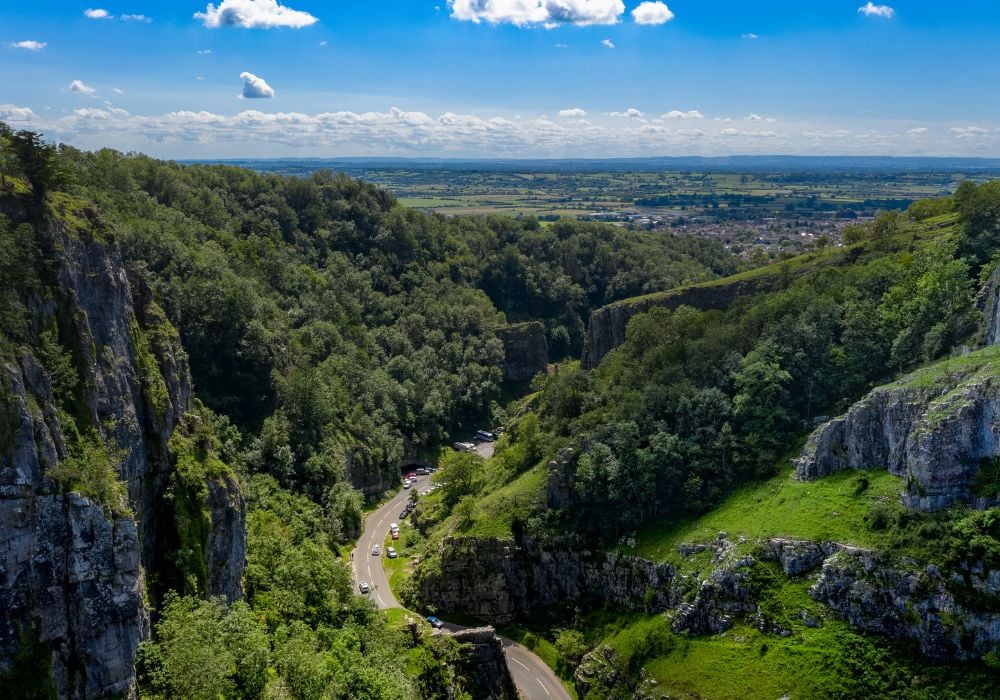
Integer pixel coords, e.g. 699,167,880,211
403,481,411,489
399,510,409,519
427,616,444,629
453,441,475,452
404,472,417,480
416,467,429,475
372,544,380,556
359,581,370,594
386,547,397,558
475,430,496,441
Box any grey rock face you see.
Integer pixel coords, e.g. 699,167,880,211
450,627,518,700
763,538,842,577
545,447,577,510
496,322,548,385
811,546,1000,661
0,220,246,696
206,475,246,603
419,537,678,624
795,358,1000,511
978,263,1000,346
344,445,398,501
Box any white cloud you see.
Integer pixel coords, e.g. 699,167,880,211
602,38,615,48
121,14,152,22
664,109,702,120
555,42,568,48
745,113,776,123
84,8,112,19
319,40,327,46
721,128,777,137
950,126,991,139
9,40,47,51
240,71,275,99
609,108,643,118
907,127,927,135
69,80,96,95
448,0,625,27
0,104,36,122
858,2,894,18
558,108,587,118
631,1,673,25
742,33,758,39
196,0,319,29
198,49,213,54
113,87,125,95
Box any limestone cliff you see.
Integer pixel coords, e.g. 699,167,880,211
581,270,791,370
418,536,679,624
795,349,1000,511
0,210,246,696
450,627,518,700
496,322,548,386
978,263,1000,346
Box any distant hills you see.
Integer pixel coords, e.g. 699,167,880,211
187,155,1000,174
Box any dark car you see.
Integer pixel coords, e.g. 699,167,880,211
427,616,444,629
399,510,409,519
475,430,495,441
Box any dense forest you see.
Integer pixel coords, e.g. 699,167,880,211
0,124,735,698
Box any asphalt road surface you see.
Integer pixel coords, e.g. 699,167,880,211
351,462,570,700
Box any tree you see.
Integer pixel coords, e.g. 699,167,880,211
437,450,484,508
11,130,65,205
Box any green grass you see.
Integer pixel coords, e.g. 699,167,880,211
457,465,546,538
892,345,1000,389
631,468,904,562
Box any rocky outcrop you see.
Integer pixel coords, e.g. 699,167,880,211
978,263,1000,346
450,627,518,700
581,271,790,370
344,445,398,501
0,215,246,696
419,537,678,624
545,447,577,510
795,352,1000,511
811,546,1000,661
496,322,548,385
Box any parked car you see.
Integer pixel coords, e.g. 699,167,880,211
387,547,397,558
453,441,475,452
390,522,398,530
399,510,409,519
427,616,444,629
403,481,411,489
404,472,417,480
359,581,370,594
475,430,495,441
391,530,399,540
416,467,429,475
372,544,380,556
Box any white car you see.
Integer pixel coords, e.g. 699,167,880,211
372,544,380,556
403,481,411,489
387,547,397,559
389,522,398,531
359,581,370,594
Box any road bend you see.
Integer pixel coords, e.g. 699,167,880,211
351,467,571,700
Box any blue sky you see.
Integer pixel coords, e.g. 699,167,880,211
1,1,998,157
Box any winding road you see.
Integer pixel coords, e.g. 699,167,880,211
352,467,571,700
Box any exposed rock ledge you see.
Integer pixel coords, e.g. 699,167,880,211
795,351,1000,511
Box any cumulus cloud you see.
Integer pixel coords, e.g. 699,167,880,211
745,113,776,123
858,2,894,18
558,108,587,118
721,128,777,137
198,49,213,54
907,127,928,135
113,87,125,95
9,40,46,51
601,38,615,48
240,71,275,99
0,104,36,122
196,0,319,29
84,8,112,19
631,1,673,25
121,14,152,22
664,110,702,120
448,0,625,28
69,80,96,95
609,108,643,118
